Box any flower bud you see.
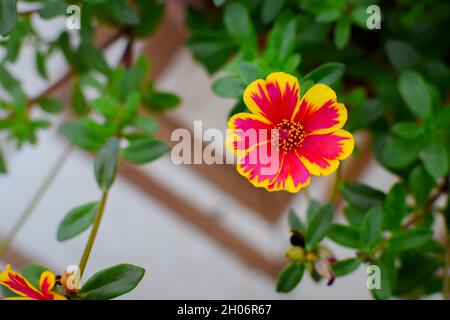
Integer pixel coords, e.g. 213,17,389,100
285,246,305,261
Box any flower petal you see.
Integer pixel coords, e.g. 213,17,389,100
266,151,311,193
227,112,273,156
243,72,300,123
236,140,283,188
0,264,43,300
315,259,336,286
297,130,354,176
294,84,347,134
39,271,56,297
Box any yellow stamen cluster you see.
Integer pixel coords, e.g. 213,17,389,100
272,119,305,153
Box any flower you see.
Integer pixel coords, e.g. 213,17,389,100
314,246,337,286
227,72,354,192
0,264,66,300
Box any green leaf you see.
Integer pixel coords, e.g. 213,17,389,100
306,203,333,250
347,99,384,132
39,0,66,19
133,116,159,134
79,264,145,300
334,17,351,50
37,97,64,114
239,62,264,84
95,137,120,191
392,122,425,139
21,264,50,289
327,224,361,249
423,140,448,179
91,95,119,118
303,62,345,86
360,206,383,250
59,121,106,151
306,199,321,226
0,147,7,174
332,258,361,277
103,0,140,25
261,0,285,24
340,182,385,211
388,229,432,252
132,1,164,38
383,183,407,230
371,259,392,300
35,50,48,79
408,165,435,206
385,40,421,71
288,209,304,232
379,137,423,170
57,202,99,241
71,79,89,116
145,91,181,112
264,13,298,69
223,2,256,52
0,0,17,36
434,107,450,130
124,92,141,113
276,262,304,293
316,9,342,23
398,70,431,119
212,76,245,98
213,0,225,6
122,135,168,165
118,58,148,99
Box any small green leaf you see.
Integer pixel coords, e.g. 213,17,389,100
21,264,50,289
388,229,432,252
71,80,89,116
276,262,304,293
122,135,168,164
360,206,383,250
383,183,407,230
212,76,245,98
124,92,141,113
408,165,435,206
224,2,256,52
371,259,392,300
239,62,263,84
145,91,181,112
264,13,297,68
288,209,304,232
398,70,431,119
347,99,384,132
379,137,423,170
303,62,345,86
57,202,99,241
327,224,361,248
39,0,67,19
213,0,225,6
261,0,285,24
95,137,120,191
0,147,7,174
133,116,159,134
37,97,64,114
423,140,448,180
91,95,119,118
332,258,361,277
0,0,17,36
59,121,106,151
434,107,450,130
385,40,421,71
79,264,145,300
316,9,342,23
334,17,351,50
340,182,385,211
306,199,321,226
392,122,425,139
35,50,48,79
306,203,333,250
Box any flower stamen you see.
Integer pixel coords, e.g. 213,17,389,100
272,119,305,152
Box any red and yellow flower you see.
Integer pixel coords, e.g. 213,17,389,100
227,72,354,192
0,264,66,300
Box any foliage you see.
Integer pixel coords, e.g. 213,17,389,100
185,0,450,299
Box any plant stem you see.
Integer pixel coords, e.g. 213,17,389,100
0,145,72,258
78,191,109,279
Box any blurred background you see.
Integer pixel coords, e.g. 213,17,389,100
0,0,405,299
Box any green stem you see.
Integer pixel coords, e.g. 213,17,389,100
444,236,450,300
328,166,342,203
78,191,109,279
0,145,72,258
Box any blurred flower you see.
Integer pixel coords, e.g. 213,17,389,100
0,264,66,300
227,72,354,192
314,247,337,286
